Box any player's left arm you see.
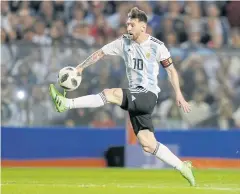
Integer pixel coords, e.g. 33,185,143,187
164,63,191,113
165,64,181,96
158,45,191,113
165,64,191,113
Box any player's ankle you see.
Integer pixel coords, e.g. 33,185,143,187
65,98,74,109
176,162,183,171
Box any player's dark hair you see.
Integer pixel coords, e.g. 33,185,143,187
128,7,148,23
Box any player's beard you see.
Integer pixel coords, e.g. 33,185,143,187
128,35,133,39
128,31,140,40
128,33,133,40
133,32,140,41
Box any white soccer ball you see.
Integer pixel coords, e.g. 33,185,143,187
58,66,82,91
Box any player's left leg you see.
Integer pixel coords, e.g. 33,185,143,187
137,129,183,169
136,128,195,186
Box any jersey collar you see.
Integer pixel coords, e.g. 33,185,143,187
133,34,151,46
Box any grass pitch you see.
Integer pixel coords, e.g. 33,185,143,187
1,168,240,194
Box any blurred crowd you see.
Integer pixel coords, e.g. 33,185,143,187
1,1,240,130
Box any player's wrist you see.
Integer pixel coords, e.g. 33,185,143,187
176,91,183,98
76,67,84,75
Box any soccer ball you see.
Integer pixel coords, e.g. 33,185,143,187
58,66,82,91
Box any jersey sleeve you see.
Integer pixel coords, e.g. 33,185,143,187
157,44,173,68
102,37,123,57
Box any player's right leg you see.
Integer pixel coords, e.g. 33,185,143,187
49,84,123,112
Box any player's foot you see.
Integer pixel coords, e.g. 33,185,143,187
180,161,196,186
49,84,68,113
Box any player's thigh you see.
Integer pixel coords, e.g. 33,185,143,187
130,113,157,151
103,88,123,106
130,113,155,138
130,90,157,114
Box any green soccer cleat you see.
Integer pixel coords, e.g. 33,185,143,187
180,161,196,186
49,84,68,113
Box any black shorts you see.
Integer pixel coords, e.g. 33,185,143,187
120,86,158,135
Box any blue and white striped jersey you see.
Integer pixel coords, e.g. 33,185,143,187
102,34,171,96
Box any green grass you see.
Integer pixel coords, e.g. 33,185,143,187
1,168,240,194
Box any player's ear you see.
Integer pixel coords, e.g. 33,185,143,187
141,23,146,32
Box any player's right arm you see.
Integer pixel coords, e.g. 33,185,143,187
76,37,123,74
76,49,105,74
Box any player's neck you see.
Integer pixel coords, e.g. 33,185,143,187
135,33,149,44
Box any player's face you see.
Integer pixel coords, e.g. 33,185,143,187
126,18,144,40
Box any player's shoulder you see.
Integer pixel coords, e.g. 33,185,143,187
149,36,164,46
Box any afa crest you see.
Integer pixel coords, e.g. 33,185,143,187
146,52,151,59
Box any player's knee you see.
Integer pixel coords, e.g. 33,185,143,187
139,138,156,153
102,88,113,102
102,89,110,98
138,130,157,153
142,143,155,153
142,146,153,153
102,88,123,105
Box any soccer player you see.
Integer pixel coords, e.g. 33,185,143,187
49,7,195,186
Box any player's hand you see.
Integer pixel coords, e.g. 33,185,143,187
176,93,191,113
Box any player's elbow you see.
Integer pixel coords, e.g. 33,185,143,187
165,64,175,73
166,65,177,78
